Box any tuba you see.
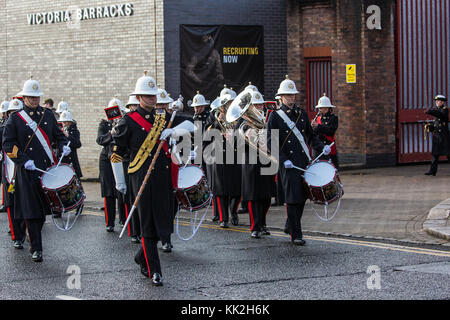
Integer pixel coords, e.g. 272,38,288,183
226,90,278,165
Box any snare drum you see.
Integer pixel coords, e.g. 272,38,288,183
303,161,343,205
175,165,212,211
41,164,85,213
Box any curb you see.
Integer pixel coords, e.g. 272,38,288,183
423,198,450,241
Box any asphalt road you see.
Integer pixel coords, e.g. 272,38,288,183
0,211,449,301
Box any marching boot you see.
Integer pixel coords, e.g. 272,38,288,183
0,205,6,213
161,242,172,253
231,213,239,226
292,238,306,246
251,231,261,239
13,240,24,249
31,251,43,262
151,273,163,286
424,172,436,176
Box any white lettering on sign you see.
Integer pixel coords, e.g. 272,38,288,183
27,3,134,26
366,5,381,30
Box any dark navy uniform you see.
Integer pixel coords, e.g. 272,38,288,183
97,119,127,230
62,122,83,178
425,105,450,175
2,105,68,254
111,106,185,280
312,110,339,169
267,104,324,242
207,116,242,227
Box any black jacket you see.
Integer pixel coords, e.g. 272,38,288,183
62,123,83,178
425,106,450,156
266,104,324,204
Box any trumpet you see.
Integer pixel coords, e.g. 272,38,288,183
226,90,278,165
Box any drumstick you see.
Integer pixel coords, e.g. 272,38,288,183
35,167,56,176
56,141,71,168
312,142,335,164
119,110,178,239
183,145,198,169
292,165,316,176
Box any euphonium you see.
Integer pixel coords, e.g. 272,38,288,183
226,90,278,165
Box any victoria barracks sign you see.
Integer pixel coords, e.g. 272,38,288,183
27,3,134,25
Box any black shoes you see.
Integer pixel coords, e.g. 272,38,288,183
106,226,114,232
424,172,436,176
220,221,229,228
251,231,261,239
161,242,172,253
261,227,271,235
292,238,306,246
131,237,141,244
13,240,24,249
211,216,219,222
231,215,239,226
0,205,6,213
31,251,43,262
151,273,163,286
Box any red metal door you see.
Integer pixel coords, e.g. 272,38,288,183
305,58,332,121
396,0,449,163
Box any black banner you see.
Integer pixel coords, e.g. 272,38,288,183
180,25,264,106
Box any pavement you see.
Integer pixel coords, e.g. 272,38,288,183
78,162,450,246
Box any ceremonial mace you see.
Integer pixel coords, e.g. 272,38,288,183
119,110,177,238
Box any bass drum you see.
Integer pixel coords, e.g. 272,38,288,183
175,165,212,211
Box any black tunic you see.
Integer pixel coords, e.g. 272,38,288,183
97,119,118,198
266,104,324,204
2,105,68,219
425,107,450,156
111,107,185,239
62,123,83,178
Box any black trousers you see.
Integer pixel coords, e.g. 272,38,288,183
428,155,450,174
275,173,285,205
7,206,26,242
104,196,127,228
248,199,271,232
25,218,45,252
285,202,306,240
135,237,162,277
214,196,241,222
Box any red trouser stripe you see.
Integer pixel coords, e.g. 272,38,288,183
248,201,255,231
7,207,15,241
141,238,151,277
217,197,223,221
1,185,4,205
104,198,109,226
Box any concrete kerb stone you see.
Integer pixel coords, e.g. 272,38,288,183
423,198,450,241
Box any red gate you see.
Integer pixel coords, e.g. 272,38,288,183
396,0,449,163
305,58,332,121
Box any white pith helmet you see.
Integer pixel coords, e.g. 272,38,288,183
126,94,140,107
8,99,23,112
219,85,236,101
58,110,74,122
157,88,174,104
108,96,122,109
19,75,44,97
245,82,258,92
315,93,335,109
131,71,159,96
0,100,9,113
276,75,299,96
190,91,209,107
250,90,266,105
56,100,70,114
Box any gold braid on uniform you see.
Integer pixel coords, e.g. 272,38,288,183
128,112,166,174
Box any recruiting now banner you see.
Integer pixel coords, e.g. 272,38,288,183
180,25,264,103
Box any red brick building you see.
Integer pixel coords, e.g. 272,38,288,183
286,0,449,167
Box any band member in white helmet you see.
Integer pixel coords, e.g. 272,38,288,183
2,76,69,261
267,76,330,245
58,110,83,178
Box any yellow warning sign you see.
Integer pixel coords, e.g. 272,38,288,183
346,64,356,83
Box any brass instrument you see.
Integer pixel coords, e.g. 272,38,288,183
210,95,233,133
311,112,320,127
226,90,278,165
418,120,434,140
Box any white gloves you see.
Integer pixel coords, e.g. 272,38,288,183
111,162,127,194
284,160,294,169
323,145,332,156
62,145,71,157
160,128,174,140
24,160,36,171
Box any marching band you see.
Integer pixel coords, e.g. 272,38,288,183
1,71,447,288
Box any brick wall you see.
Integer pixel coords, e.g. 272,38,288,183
163,0,288,102
287,0,397,167
0,0,165,177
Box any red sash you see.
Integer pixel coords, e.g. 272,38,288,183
128,112,179,188
317,115,336,155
